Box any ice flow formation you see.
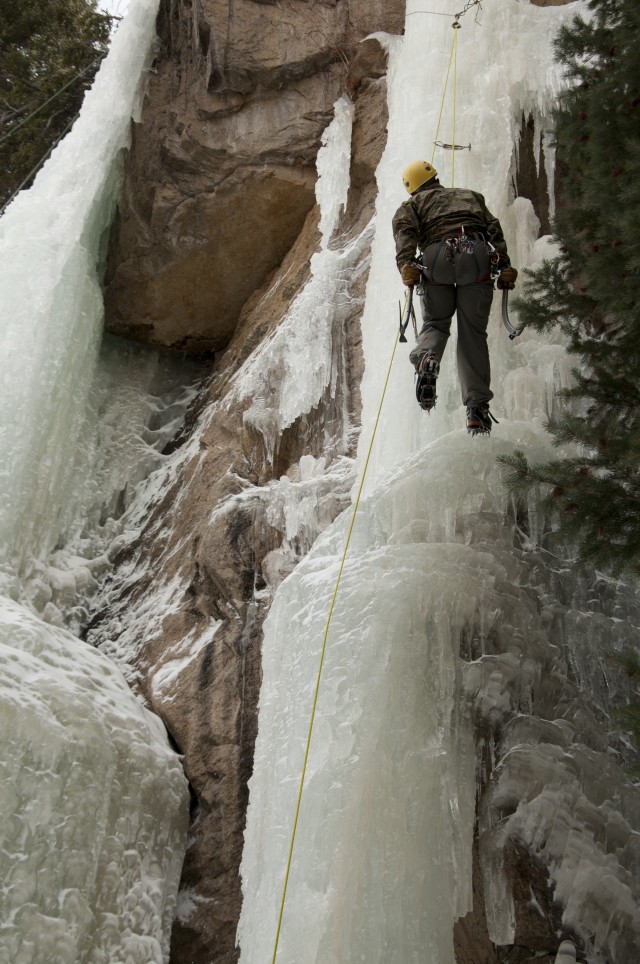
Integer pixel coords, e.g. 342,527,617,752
0,0,639,963
239,2,640,963
0,2,190,962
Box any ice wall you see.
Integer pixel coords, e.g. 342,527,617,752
358,0,576,484
0,2,191,960
239,1,640,962
0,599,187,963
0,0,160,577
22,337,203,634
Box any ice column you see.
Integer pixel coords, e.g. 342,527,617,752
0,0,161,578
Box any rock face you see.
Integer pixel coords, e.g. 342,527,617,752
93,2,640,964
104,0,402,351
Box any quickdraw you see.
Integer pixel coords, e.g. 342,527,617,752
433,140,471,151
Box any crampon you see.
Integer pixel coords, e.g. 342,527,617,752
466,405,498,436
415,352,439,412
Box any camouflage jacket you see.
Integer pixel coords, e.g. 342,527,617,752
392,181,509,271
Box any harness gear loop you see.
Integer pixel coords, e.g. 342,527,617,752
271,329,402,964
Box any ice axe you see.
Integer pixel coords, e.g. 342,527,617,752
502,289,524,340
399,285,418,343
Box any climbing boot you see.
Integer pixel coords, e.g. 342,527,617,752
415,352,439,412
466,404,497,436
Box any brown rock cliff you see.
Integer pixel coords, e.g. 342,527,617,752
104,0,403,352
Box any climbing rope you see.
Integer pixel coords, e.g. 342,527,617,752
271,6,477,958
271,330,402,963
431,29,457,166
407,0,483,25
452,27,459,187
431,14,462,186
424,0,484,186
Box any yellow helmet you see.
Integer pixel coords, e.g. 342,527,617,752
402,160,437,194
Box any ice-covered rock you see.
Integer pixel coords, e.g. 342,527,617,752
0,599,188,963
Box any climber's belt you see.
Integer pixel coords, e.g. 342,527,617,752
439,228,487,242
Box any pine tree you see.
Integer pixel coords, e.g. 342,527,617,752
0,0,113,211
608,648,640,772
500,0,640,576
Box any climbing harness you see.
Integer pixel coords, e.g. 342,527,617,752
487,242,502,280
270,331,402,964
444,227,480,260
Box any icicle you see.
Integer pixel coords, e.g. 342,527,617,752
233,95,359,461
543,132,557,222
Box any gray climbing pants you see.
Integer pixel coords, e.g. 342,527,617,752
409,238,494,408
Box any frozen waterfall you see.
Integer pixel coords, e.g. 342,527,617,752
0,2,191,961
239,2,640,963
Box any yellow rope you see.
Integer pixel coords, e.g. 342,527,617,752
271,17,466,962
271,329,401,964
451,28,459,187
431,29,457,165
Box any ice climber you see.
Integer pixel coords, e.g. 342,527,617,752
392,159,518,435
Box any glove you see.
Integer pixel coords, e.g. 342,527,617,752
401,263,421,287
497,266,518,290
